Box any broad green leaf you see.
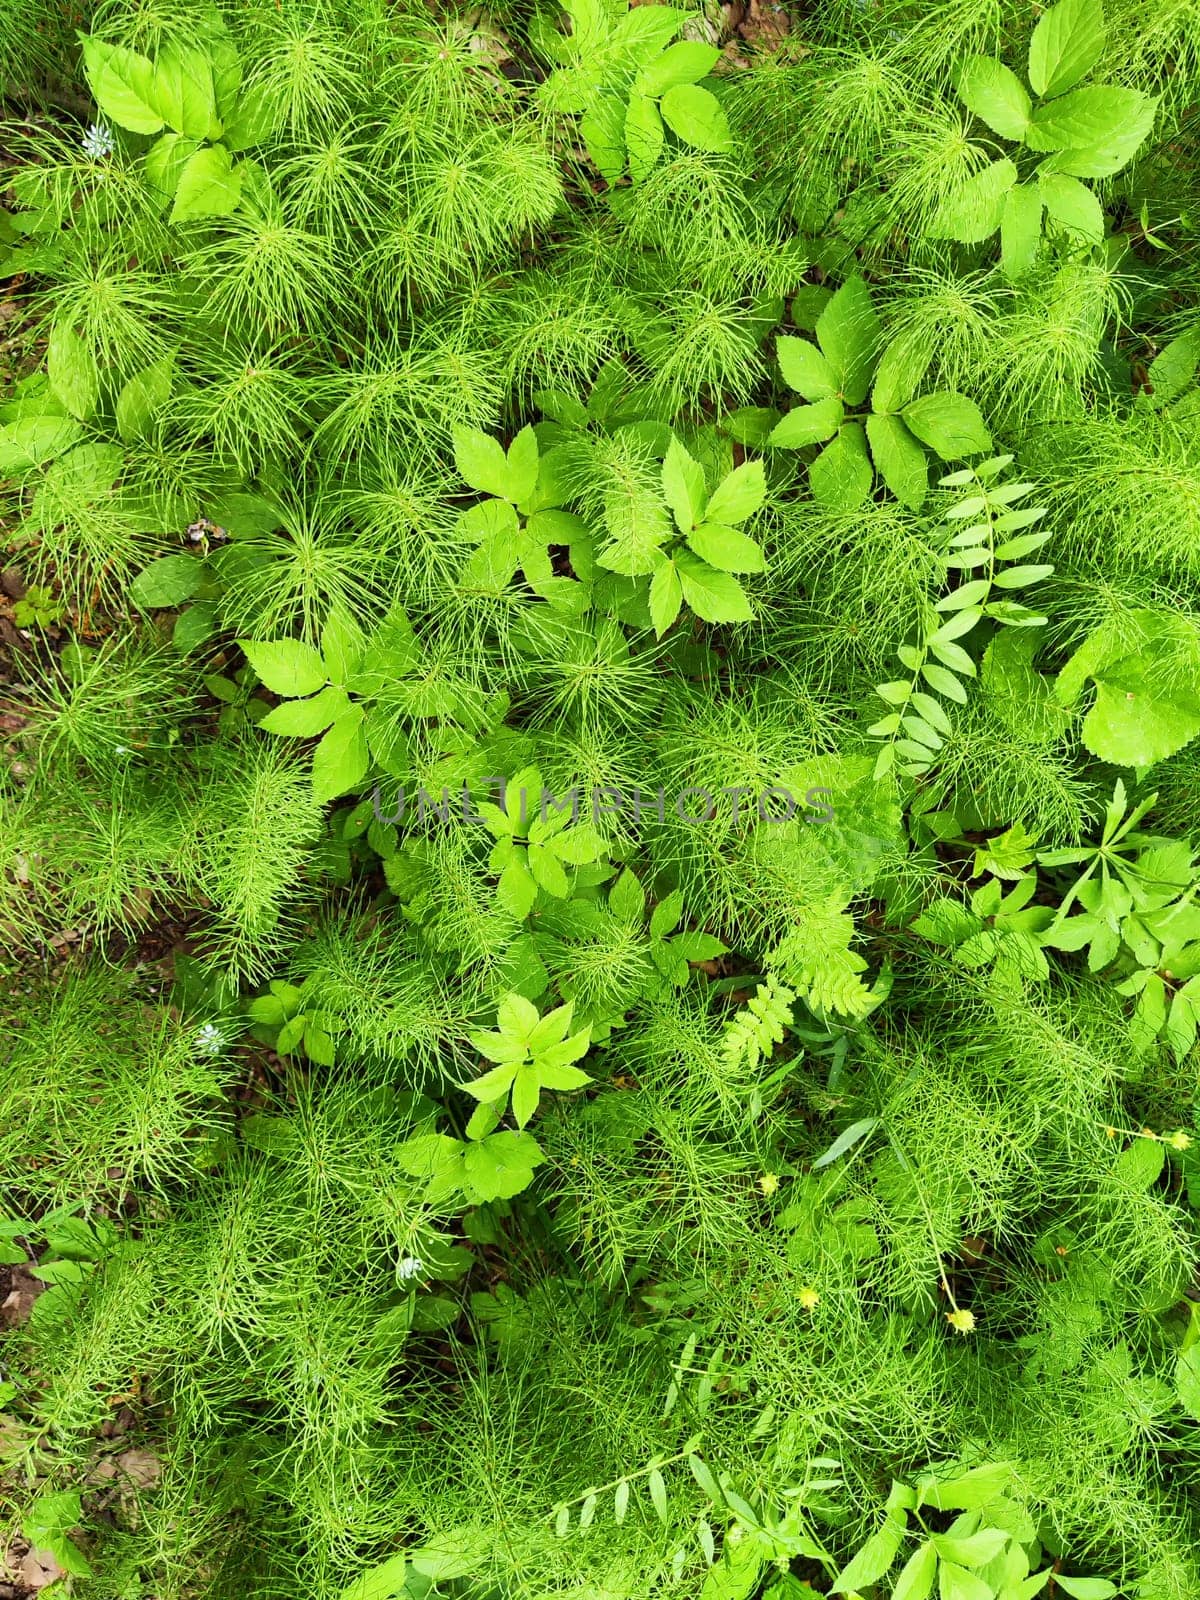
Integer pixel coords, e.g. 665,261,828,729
1038,171,1104,239
830,1523,903,1593
338,1553,409,1600
686,522,765,573
528,840,570,896
871,337,933,414
917,1462,1015,1510
145,132,199,199
506,425,540,505
649,559,683,636
150,44,219,139
625,92,664,181
1148,329,1200,405
1082,669,1200,767
222,86,285,152
1000,182,1043,277
130,554,202,609
902,392,992,460
1028,0,1106,99
1054,1579,1118,1600
777,335,838,400
79,36,164,134
704,460,765,526
116,358,173,441
498,858,538,919
937,1562,992,1600
891,1541,938,1600
810,422,873,511
240,638,328,698
923,663,969,702
659,83,732,152
866,413,928,508
276,1014,306,1054
311,709,368,805
816,276,880,406
511,1066,540,1126
47,322,98,421
930,158,1016,242
933,1529,1008,1567
611,5,685,62
258,685,349,736
170,145,242,223
321,608,365,685
662,435,707,532
452,425,512,498
0,415,84,474
462,1131,545,1201
608,867,645,922
768,395,844,448
1029,85,1156,176
581,93,627,180
675,548,753,623
637,39,719,94
956,56,1032,140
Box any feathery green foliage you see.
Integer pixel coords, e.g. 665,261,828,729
2,0,1200,1595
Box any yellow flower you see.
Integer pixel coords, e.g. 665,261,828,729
1167,1129,1193,1151
759,1173,780,1196
946,1308,976,1334
798,1286,820,1311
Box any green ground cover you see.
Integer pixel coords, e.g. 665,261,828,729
3,0,1200,1595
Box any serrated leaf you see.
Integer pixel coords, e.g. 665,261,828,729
259,685,348,737
170,144,242,223
240,638,328,698
79,36,164,133
777,336,838,401
957,56,1032,139
1001,181,1044,277
768,395,844,448
637,39,719,94
830,1523,902,1593
810,422,873,510
902,392,992,460
116,358,173,441
675,548,753,623
867,413,928,508
659,83,732,152
891,1541,938,1600
705,459,765,526
662,436,707,532
1039,170,1105,240
930,158,1016,242
47,322,98,422
1028,0,1106,98
816,276,880,406
311,709,368,805
686,522,765,573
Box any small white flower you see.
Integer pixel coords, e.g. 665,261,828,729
397,1256,423,1282
81,122,114,160
194,1022,226,1057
